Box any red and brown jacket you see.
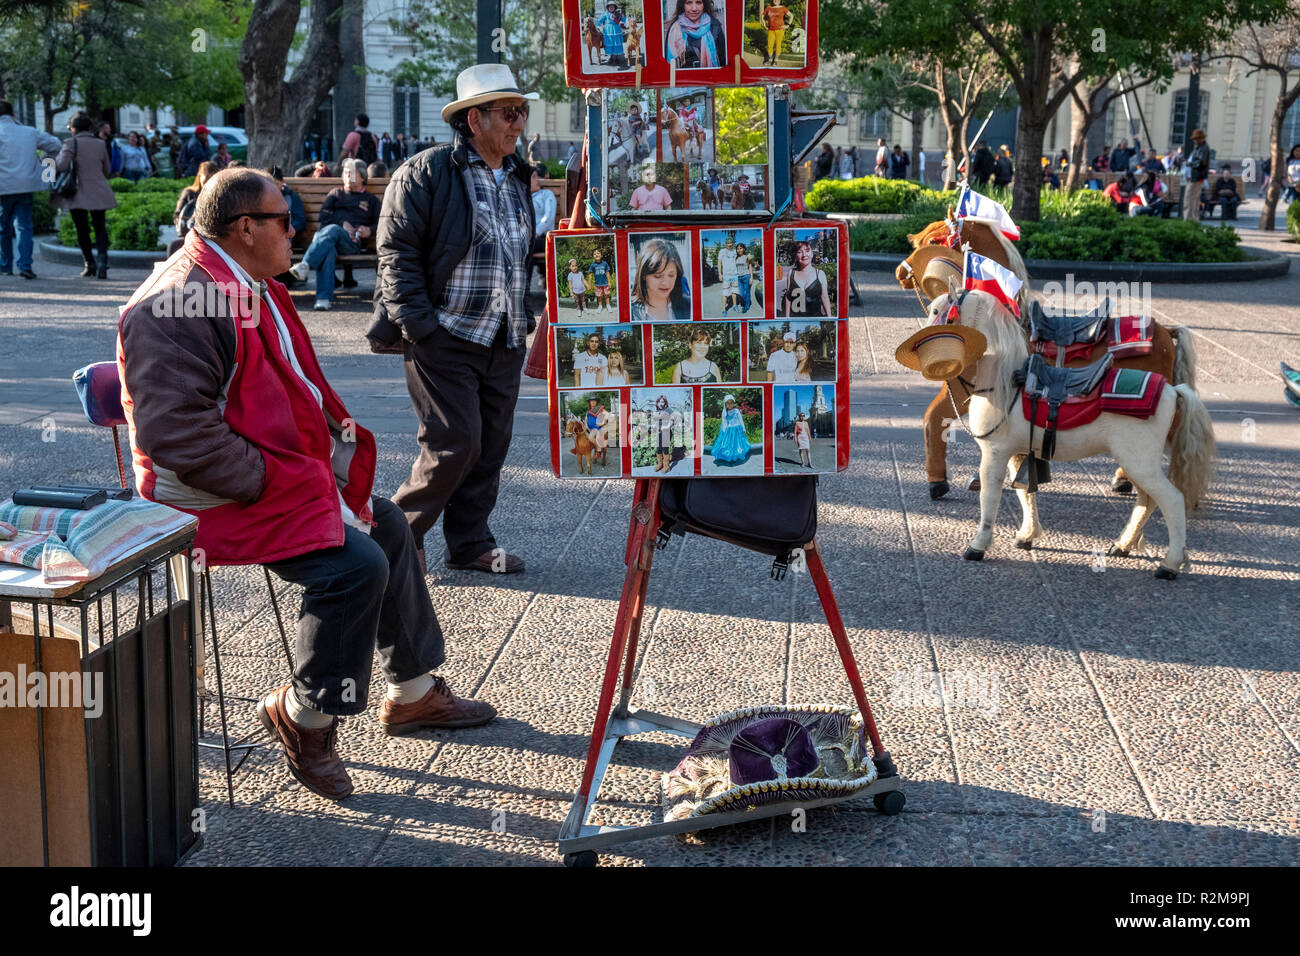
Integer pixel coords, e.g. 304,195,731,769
116,231,376,566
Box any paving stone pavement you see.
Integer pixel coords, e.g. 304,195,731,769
1,205,1297,867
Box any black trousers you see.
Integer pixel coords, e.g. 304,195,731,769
265,497,445,716
70,208,108,260
393,323,524,564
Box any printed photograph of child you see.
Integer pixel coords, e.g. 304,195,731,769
748,320,837,382
700,227,762,317
702,386,763,475
659,88,713,164
553,234,618,323
693,163,766,210
741,0,807,69
579,0,646,74
629,387,695,476
663,0,727,69
559,391,623,478
774,227,839,318
555,325,646,388
652,322,741,384
628,231,693,321
606,91,655,170
772,384,835,473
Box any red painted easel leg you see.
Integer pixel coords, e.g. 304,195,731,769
577,479,660,799
805,540,888,760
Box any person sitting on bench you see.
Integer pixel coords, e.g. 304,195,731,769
288,158,380,311
1102,173,1135,215
1206,164,1240,220
117,168,495,802
1129,171,1167,217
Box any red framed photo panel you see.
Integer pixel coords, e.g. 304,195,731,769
546,219,849,478
563,0,819,89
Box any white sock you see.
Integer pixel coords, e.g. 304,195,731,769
387,673,434,703
285,686,333,728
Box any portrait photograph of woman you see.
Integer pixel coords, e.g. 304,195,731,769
701,386,763,475
663,0,727,70
628,232,693,321
652,321,741,384
774,227,839,318
629,387,695,476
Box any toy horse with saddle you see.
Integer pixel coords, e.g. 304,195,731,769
900,286,1215,578
900,212,1197,503
695,178,718,209
583,17,605,67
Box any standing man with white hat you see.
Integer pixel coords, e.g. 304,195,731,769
370,64,539,575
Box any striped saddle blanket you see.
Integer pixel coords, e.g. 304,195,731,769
1023,364,1167,431
1033,314,1156,363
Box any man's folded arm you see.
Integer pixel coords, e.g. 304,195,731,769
120,307,266,503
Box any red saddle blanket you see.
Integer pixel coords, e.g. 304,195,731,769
1023,368,1167,429
1033,315,1155,363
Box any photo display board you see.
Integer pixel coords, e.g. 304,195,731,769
546,220,850,478
563,0,820,89
593,86,788,221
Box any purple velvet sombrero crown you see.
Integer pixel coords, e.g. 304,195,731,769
663,705,877,821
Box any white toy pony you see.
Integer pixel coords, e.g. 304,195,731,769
931,284,1215,579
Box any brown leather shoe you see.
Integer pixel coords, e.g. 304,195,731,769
446,548,524,574
256,685,354,801
378,676,498,735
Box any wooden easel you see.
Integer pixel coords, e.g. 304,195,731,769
559,478,903,864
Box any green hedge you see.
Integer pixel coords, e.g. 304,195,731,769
32,191,55,234
805,176,954,214
1288,198,1299,240
849,186,1245,263
56,177,187,252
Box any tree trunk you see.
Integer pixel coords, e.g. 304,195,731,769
42,92,53,134
1065,94,1090,192
334,0,366,154
910,105,924,183
1260,80,1300,232
240,0,343,169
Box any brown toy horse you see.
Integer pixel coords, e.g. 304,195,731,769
695,178,717,209
659,106,706,162
899,211,1196,501
583,17,604,67
567,418,595,474
625,17,643,67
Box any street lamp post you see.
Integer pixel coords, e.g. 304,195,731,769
478,0,503,64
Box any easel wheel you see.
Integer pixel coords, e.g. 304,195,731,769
873,790,906,815
563,850,600,868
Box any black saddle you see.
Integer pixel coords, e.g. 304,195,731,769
1016,352,1113,463
1027,299,1113,349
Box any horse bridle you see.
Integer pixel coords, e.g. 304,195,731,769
942,288,1020,441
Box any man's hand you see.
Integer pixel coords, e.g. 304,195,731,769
343,224,358,240
355,225,371,240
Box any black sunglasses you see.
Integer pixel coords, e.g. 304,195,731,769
226,211,292,231
478,104,530,123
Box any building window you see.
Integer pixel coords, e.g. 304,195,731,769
1169,88,1208,150
1284,99,1300,150
393,85,420,139
858,108,889,142
572,94,585,133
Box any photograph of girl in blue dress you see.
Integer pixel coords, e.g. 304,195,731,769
702,387,763,475
580,0,645,73
663,0,727,69
652,322,741,384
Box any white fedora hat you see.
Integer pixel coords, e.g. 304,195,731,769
441,64,539,122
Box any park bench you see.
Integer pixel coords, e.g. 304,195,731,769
1199,177,1246,219
283,177,390,268
1089,170,1185,218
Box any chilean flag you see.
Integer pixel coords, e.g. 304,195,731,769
955,184,1021,240
964,250,1022,317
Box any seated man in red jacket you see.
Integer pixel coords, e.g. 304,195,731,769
117,168,494,802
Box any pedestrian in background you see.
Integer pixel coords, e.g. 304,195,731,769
1183,129,1210,221
54,112,116,279
180,125,212,177
99,122,123,177
811,142,833,183
0,100,61,279
121,131,151,181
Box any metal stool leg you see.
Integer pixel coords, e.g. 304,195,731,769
201,569,238,807
264,567,294,671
